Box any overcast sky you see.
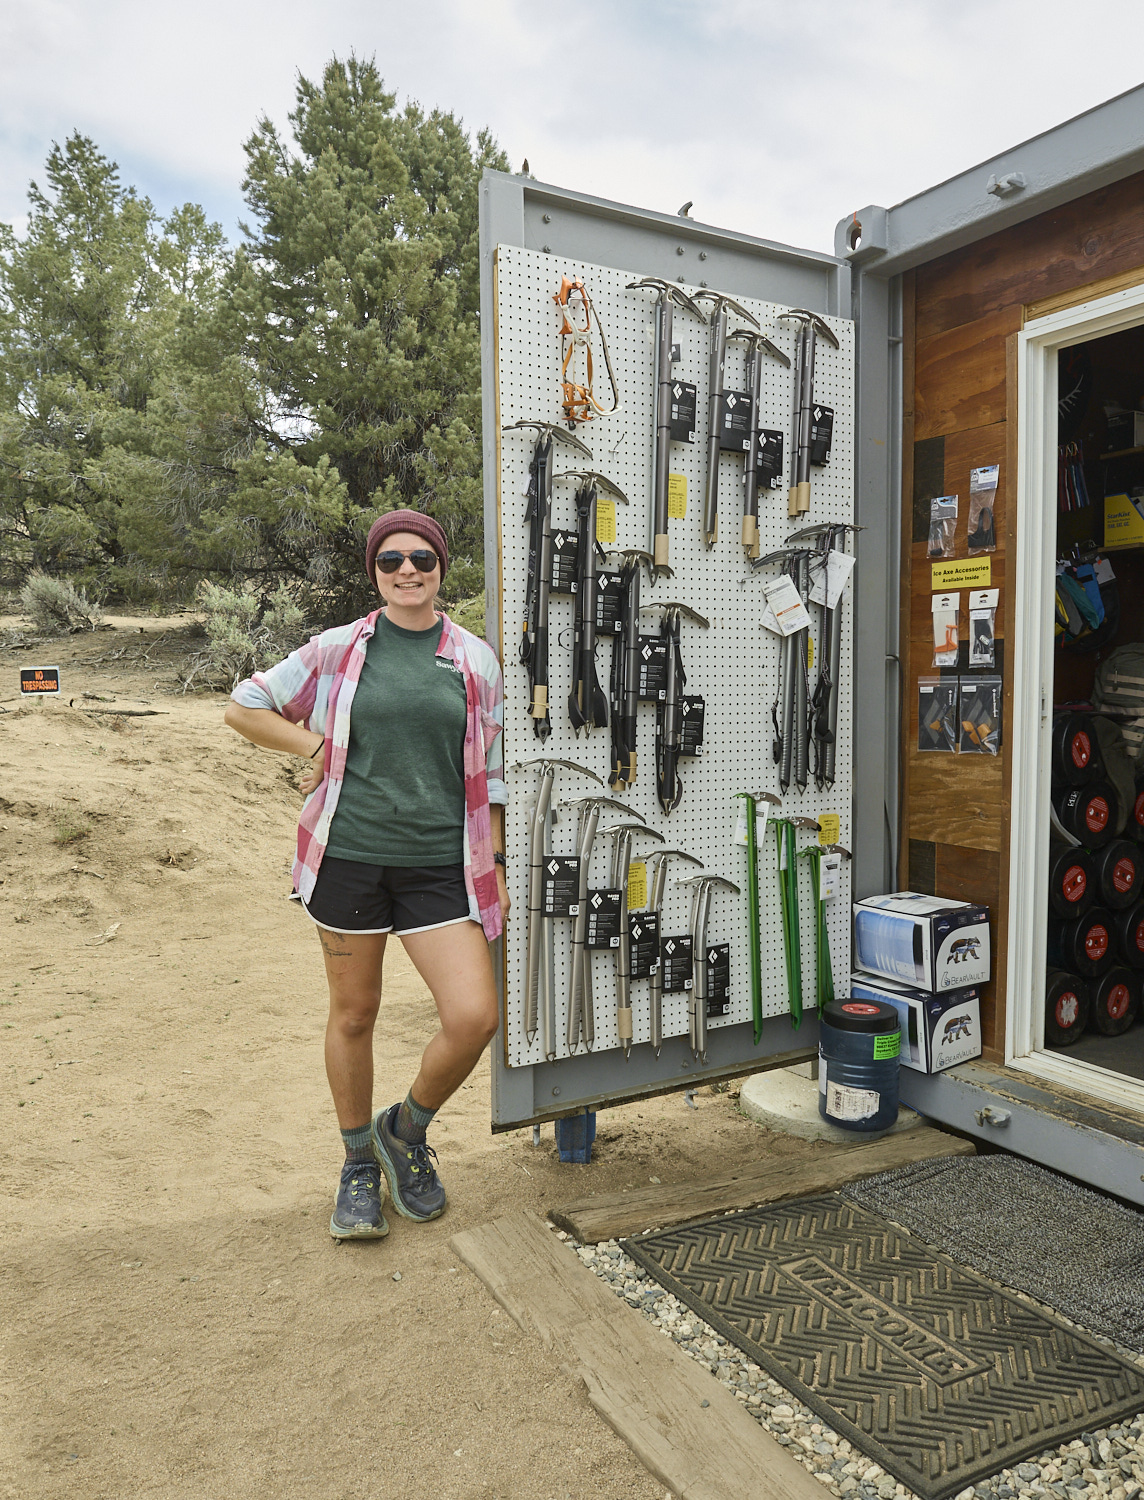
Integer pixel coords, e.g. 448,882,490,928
3,1,1144,254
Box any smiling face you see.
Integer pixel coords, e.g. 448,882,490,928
374,530,441,627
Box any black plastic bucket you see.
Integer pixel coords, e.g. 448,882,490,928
818,999,901,1134
1090,967,1139,1036
1055,781,1118,850
1051,712,1100,786
1048,838,1094,919
1048,905,1115,978
1091,838,1142,911
1113,900,1144,972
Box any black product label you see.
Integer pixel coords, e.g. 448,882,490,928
669,381,697,443
705,944,731,1016
719,389,753,452
586,888,623,949
809,406,833,466
755,430,784,488
680,696,705,756
542,856,581,917
637,636,669,701
660,935,694,992
594,572,623,634
549,529,579,593
629,911,661,980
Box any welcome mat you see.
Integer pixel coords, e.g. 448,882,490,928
624,1194,1144,1500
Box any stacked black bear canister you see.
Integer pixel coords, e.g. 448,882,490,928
1047,710,1142,1045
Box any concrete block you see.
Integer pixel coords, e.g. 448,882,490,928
739,1067,924,1143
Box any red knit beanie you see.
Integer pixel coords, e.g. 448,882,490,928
364,510,449,587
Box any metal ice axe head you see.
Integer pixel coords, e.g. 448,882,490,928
728,329,791,368
552,471,631,505
625,277,709,324
606,546,659,583
695,290,760,330
639,601,710,630
513,758,602,783
775,308,841,351
501,419,593,457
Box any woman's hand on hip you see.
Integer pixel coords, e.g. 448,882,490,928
298,740,325,796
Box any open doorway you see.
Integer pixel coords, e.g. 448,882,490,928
1009,282,1144,1111
1049,324,1144,1076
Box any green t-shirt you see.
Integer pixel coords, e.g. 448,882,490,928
325,614,468,866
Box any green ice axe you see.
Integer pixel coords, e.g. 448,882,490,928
797,841,851,1014
736,791,781,1044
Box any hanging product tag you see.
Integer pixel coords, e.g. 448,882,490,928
809,550,856,609
809,405,834,466
917,676,958,752
719,390,753,452
755,430,784,489
627,860,647,911
927,496,958,559
932,592,960,667
762,574,812,636
594,572,624,634
659,935,694,992
637,636,670,700
818,813,840,846
734,802,750,847
959,674,1003,755
820,851,841,901
968,465,999,555
705,945,731,1015
629,911,660,980
585,888,623,948
542,856,581,916
667,472,688,518
679,695,705,756
669,384,697,443
968,587,1000,668
595,498,617,547
549,529,579,593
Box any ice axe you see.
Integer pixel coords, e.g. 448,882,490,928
676,874,740,1062
786,521,860,790
639,600,709,813
776,310,838,519
601,821,665,1058
694,291,759,549
729,329,790,557
505,421,592,737
626,277,707,578
513,758,601,1056
646,848,702,1056
560,794,641,1054
735,790,781,1044
607,548,655,791
553,470,629,735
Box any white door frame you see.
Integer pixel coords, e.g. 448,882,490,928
1008,280,1144,1112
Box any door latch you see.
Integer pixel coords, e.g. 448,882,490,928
974,1105,1011,1128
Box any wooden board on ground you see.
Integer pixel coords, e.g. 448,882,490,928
451,1210,823,1500
548,1126,976,1244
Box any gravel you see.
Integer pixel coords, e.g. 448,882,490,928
550,1226,1144,1500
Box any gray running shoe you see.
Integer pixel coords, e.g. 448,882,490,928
329,1160,389,1241
371,1104,447,1221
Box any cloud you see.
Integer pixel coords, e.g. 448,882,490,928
2,0,1143,255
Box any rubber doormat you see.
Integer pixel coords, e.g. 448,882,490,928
624,1194,1144,1500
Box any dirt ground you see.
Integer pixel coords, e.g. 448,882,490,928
0,618,824,1500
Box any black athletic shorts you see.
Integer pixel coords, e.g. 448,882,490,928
301,856,472,935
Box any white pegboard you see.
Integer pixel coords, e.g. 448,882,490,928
496,244,853,1069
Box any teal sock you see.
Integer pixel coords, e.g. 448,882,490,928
393,1091,436,1145
341,1122,373,1164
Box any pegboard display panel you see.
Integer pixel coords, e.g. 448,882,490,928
495,244,853,1070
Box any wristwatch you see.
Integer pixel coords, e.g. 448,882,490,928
493,851,506,868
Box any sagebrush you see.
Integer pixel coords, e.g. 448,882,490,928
183,583,306,690
20,573,103,635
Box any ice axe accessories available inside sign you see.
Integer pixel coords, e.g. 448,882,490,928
20,667,60,695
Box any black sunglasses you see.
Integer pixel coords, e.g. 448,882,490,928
376,549,439,574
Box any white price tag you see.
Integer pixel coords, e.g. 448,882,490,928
734,803,749,847
809,550,856,610
762,575,811,636
820,851,841,901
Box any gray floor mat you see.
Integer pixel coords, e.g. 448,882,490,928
842,1153,1144,1354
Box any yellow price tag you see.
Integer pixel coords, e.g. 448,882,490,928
807,637,815,671
596,497,617,546
627,860,647,910
818,814,840,847
667,473,688,519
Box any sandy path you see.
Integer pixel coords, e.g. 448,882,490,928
0,623,820,1499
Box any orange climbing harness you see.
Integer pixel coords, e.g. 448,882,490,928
552,276,620,425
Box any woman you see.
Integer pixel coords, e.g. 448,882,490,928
224,510,509,1242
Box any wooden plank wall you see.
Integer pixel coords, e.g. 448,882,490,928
901,169,1144,1060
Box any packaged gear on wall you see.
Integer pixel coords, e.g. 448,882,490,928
967,465,998,553
968,588,999,669
927,495,958,559
959,674,1002,755
918,677,958,752
932,592,960,667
